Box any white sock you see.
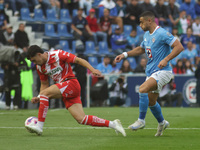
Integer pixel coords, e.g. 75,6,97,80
138,118,145,123
37,121,44,129
159,120,165,125
109,121,116,129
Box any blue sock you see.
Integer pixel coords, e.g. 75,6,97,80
149,102,164,123
139,93,149,120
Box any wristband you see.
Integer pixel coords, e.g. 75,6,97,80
122,52,128,58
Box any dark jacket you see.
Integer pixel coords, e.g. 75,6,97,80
14,30,29,48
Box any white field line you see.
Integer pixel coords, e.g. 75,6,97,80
0,127,200,130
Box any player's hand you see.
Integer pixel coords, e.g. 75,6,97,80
158,59,168,69
31,97,40,104
92,69,102,77
115,54,125,63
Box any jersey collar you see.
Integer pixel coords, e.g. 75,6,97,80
150,26,160,35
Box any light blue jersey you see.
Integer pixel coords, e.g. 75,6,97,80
140,26,176,76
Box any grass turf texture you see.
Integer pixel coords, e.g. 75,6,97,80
0,107,200,150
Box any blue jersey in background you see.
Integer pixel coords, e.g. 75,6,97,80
140,26,177,76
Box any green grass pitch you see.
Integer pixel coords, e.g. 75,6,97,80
0,107,200,150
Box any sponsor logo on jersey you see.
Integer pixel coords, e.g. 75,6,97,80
47,67,62,75
183,78,196,104
152,37,155,43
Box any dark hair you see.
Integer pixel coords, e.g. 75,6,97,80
27,45,44,60
140,11,155,21
120,59,133,73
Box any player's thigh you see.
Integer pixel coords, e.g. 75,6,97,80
40,84,62,99
68,103,85,123
148,92,159,106
139,77,157,93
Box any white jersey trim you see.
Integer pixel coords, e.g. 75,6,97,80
169,37,177,47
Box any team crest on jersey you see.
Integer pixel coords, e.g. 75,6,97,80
42,68,47,73
167,32,172,36
152,38,155,43
146,48,152,58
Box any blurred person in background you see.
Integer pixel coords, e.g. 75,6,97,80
14,23,29,51
154,0,170,27
184,59,195,75
126,29,140,50
167,0,179,27
172,27,180,41
134,58,147,73
98,8,112,47
125,0,142,29
177,11,189,35
97,56,112,74
180,0,196,20
192,17,200,44
0,24,14,45
181,41,197,65
79,0,92,16
86,8,107,46
173,59,185,74
71,8,94,47
195,0,200,17
98,0,123,33
119,59,133,74
109,75,128,107
180,27,196,49
110,25,128,55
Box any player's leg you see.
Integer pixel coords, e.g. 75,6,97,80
25,84,62,135
148,92,169,136
68,103,126,136
128,77,157,130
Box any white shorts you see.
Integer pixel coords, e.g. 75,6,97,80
146,70,173,93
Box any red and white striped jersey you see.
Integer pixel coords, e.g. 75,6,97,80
36,50,76,83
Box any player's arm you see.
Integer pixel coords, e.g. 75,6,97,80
74,57,102,77
115,46,145,62
158,39,184,69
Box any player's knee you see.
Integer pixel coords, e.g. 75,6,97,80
139,86,148,93
149,101,156,106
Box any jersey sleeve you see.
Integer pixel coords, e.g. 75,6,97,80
162,30,177,46
36,66,48,81
58,50,77,63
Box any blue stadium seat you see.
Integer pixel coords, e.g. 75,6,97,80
72,41,76,54
72,9,78,17
60,9,72,23
137,25,144,36
59,40,70,52
84,41,97,55
127,57,137,70
57,24,73,37
34,9,46,22
46,9,60,22
124,25,132,36
99,41,112,55
88,56,98,68
164,26,172,33
44,24,59,37
20,8,33,21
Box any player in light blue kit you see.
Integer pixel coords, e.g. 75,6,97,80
115,11,184,136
